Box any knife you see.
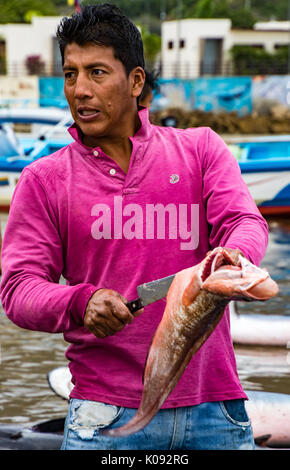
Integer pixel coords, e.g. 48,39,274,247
126,273,175,314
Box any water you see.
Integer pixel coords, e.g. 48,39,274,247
235,216,290,394
0,215,289,426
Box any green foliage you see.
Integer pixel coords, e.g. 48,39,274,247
140,25,161,68
250,0,289,21
0,0,288,26
183,0,257,28
231,45,289,75
0,0,56,23
229,8,256,29
192,0,214,18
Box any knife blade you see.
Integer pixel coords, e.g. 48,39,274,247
126,273,175,314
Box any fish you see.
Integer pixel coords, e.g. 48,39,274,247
103,247,279,437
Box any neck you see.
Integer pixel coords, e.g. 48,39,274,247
83,110,141,174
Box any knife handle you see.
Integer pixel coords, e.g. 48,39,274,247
126,298,144,314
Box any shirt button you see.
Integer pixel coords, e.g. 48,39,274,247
109,168,116,175
93,150,99,157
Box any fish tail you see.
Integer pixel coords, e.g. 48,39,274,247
101,406,157,437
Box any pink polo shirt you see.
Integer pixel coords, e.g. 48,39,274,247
0,108,268,407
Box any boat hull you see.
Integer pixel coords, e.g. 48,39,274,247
243,171,290,216
226,135,290,216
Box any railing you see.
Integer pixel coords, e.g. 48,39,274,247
0,59,289,78
0,61,63,77
161,60,289,78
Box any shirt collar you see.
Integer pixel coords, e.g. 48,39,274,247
68,106,153,150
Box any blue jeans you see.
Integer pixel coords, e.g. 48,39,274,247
61,398,255,450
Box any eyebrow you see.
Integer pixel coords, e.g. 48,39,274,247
62,62,113,72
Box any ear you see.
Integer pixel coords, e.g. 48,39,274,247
130,67,145,99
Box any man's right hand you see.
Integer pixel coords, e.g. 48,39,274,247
84,288,143,338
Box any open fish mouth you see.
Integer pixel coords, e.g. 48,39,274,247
102,247,279,438
197,248,278,301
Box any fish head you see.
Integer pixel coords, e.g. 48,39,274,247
200,248,279,301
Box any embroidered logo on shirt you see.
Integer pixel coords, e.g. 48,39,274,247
170,174,179,184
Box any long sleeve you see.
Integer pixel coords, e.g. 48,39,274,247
0,168,97,333
202,128,268,266
0,110,258,408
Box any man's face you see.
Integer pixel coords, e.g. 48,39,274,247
63,42,143,143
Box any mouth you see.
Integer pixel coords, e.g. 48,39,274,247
199,248,278,300
200,248,239,283
76,106,101,122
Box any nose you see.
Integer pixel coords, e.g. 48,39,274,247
74,72,94,100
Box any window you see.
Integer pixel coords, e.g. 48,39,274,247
179,39,185,48
274,44,288,50
168,40,174,49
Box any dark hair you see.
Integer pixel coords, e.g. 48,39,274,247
56,3,145,76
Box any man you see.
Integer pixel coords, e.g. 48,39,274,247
1,4,268,450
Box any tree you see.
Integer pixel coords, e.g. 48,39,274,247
140,26,161,70
0,0,56,24
182,0,257,29
231,45,288,75
229,7,256,29
193,0,214,18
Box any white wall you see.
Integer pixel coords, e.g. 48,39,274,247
0,16,62,76
162,19,231,78
162,18,290,79
227,29,290,54
0,16,289,78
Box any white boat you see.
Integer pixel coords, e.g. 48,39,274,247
0,107,73,126
246,390,290,449
230,302,290,347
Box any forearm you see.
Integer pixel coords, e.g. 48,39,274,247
209,207,268,266
0,167,96,333
1,272,96,333
221,214,268,266
203,128,268,266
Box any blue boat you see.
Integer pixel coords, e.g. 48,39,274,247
0,108,73,211
226,134,290,216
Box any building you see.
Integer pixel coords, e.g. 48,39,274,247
0,15,289,79
0,16,63,76
161,18,290,78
